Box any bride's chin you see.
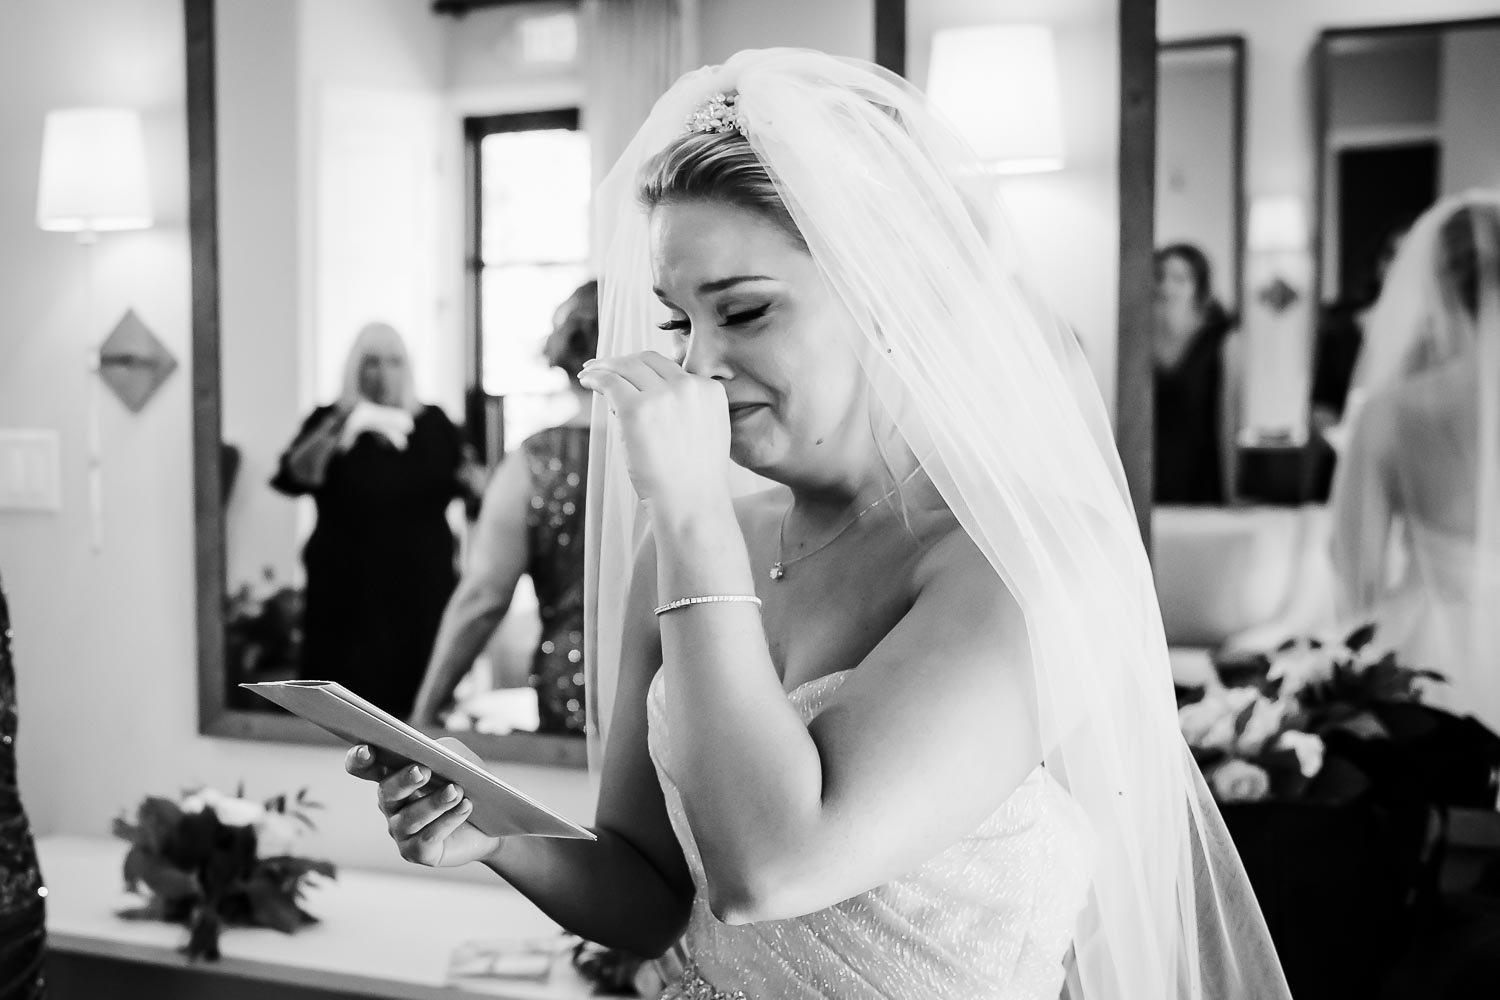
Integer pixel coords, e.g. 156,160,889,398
728,433,782,477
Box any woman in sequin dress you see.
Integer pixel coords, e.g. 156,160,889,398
350,52,1290,1000
409,282,597,735
0,570,46,998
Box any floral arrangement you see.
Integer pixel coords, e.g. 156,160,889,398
1262,624,1444,740
1180,624,1442,804
1179,685,1326,803
113,785,334,960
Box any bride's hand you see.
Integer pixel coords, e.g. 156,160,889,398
344,740,500,868
578,351,732,513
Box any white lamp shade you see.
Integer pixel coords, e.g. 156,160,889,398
37,108,153,233
1248,196,1306,253
927,25,1066,174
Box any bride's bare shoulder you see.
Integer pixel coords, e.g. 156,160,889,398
912,511,1018,610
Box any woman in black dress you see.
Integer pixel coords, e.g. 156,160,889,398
272,322,474,718
1153,243,1241,504
0,570,46,998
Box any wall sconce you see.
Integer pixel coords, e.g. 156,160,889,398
37,107,166,550
926,25,1067,175
1242,195,1314,447
1248,195,1307,313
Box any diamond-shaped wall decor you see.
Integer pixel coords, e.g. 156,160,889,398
97,309,178,413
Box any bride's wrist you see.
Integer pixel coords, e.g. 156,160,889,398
646,490,737,539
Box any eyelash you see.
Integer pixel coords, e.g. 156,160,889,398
656,305,770,333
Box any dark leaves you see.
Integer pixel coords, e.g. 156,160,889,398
1344,623,1378,652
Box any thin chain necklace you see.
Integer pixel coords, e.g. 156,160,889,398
770,468,921,581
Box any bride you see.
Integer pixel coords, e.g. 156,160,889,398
1331,192,1500,734
346,50,1288,998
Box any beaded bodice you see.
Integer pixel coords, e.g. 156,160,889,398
647,669,1095,999
522,426,589,734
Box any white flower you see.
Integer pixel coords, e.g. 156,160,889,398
253,811,307,860
1235,695,1289,757
182,787,265,827
1275,730,1326,779
1267,641,1339,699
1179,686,1259,750
1210,759,1271,803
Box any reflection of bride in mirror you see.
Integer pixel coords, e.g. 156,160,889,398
1331,192,1500,732
270,322,475,718
410,282,598,734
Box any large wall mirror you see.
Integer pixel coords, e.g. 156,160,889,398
187,0,905,766
1312,16,1500,435
1151,12,1500,664
1152,36,1244,508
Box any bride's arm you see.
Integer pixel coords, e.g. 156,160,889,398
479,534,694,954
652,499,1039,924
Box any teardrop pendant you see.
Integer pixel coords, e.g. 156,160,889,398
769,563,786,581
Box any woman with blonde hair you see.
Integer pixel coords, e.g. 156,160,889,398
347,50,1288,999
1331,192,1500,733
273,322,474,717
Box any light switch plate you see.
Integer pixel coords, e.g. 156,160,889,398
0,430,61,512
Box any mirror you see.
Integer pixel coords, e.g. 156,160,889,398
188,0,902,765
1311,17,1500,446
1151,36,1244,507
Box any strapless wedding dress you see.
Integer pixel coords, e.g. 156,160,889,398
647,669,1095,999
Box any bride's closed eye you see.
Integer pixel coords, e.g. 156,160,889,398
720,304,770,326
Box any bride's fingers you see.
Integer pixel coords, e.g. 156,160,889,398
419,796,476,855
576,367,636,413
637,351,690,381
582,354,669,392
388,782,466,838
376,763,441,816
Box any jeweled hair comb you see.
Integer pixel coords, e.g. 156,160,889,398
685,92,747,136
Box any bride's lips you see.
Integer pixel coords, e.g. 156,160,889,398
728,402,770,424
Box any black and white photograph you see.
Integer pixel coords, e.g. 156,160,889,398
3,1,1500,998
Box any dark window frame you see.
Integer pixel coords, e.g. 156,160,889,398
463,108,583,464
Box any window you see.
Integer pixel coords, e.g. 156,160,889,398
466,110,591,460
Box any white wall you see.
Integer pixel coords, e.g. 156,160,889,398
218,0,303,591
0,0,594,879
908,0,1122,414
1439,26,1500,193
698,0,872,64
1327,35,1438,133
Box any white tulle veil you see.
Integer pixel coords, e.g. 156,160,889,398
583,49,1290,999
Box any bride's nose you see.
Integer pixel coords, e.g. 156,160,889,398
681,327,733,380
